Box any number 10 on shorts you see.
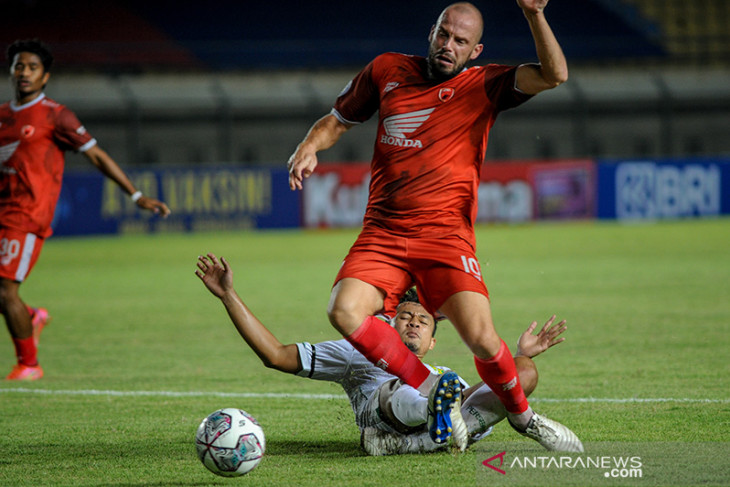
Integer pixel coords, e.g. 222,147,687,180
460,255,482,281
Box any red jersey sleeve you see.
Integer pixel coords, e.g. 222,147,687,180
483,64,533,112
53,106,95,152
333,58,381,124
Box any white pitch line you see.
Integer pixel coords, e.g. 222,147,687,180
0,387,344,400
531,397,730,404
1,388,728,403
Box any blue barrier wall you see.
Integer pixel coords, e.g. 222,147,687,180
51,167,300,236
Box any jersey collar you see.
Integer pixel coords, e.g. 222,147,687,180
10,93,46,112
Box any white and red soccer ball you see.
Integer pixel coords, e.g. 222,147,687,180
195,408,265,477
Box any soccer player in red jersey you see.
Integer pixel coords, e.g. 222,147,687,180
1,39,171,381
287,2,583,451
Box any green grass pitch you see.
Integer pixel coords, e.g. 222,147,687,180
1,219,728,486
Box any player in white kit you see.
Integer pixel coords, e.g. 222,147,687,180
195,252,568,455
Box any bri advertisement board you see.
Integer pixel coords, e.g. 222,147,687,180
51,167,300,236
596,158,730,220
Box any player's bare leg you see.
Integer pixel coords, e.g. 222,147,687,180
331,278,438,388
331,278,444,436
440,291,582,452
0,279,42,380
327,278,384,337
0,279,32,339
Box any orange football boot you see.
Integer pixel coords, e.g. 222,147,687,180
5,363,44,381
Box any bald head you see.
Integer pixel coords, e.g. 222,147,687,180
426,2,484,80
438,2,484,42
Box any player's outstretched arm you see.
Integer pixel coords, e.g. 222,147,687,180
514,314,567,359
82,145,171,217
287,113,351,190
515,0,568,95
195,253,302,374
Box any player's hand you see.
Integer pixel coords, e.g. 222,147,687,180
196,253,233,299
516,0,548,15
515,315,566,358
287,147,318,191
136,196,171,218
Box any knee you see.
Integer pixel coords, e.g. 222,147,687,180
464,328,502,359
327,297,367,335
327,280,383,335
515,356,538,396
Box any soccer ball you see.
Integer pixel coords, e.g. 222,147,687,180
195,408,266,477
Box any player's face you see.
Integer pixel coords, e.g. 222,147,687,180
393,302,436,358
11,52,50,104
427,8,483,81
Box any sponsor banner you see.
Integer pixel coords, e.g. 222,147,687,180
303,160,595,228
51,158,728,236
597,158,730,220
301,163,371,228
480,160,594,222
51,167,300,236
476,442,729,486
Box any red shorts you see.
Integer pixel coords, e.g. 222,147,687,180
0,228,44,282
334,227,489,316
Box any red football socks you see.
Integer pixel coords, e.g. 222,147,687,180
474,339,529,414
12,336,38,367
345,315,431,389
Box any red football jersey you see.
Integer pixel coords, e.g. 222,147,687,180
0,94,96,237
333,52,531,248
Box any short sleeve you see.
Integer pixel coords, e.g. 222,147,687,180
483,64,534,112
295,339,355,381
332,59,381,124
53,106,96,152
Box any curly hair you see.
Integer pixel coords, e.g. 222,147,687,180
7,39,53,72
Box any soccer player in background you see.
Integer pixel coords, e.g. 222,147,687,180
0,39,171,381
286,1,583,451
195,252,574,455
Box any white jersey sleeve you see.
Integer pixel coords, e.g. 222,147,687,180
295,339,356,381
294,338,398,428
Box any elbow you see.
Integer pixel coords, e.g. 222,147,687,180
539,60,568,89
554,65,569,86
260,347,299,374
261,357,277,370
556,69,569,86
262,356,288,373
547,69,568,89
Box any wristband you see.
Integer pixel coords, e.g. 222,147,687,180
130,191,143,203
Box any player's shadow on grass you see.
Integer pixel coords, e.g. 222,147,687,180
269,439,364,457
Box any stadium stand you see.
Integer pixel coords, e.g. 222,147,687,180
1,0,728,163
3,0,670,71
623,0,730,66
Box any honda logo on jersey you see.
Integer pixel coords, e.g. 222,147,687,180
380,108,435,148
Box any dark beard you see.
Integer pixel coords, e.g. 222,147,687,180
405,342,419,354
425,54,466,82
